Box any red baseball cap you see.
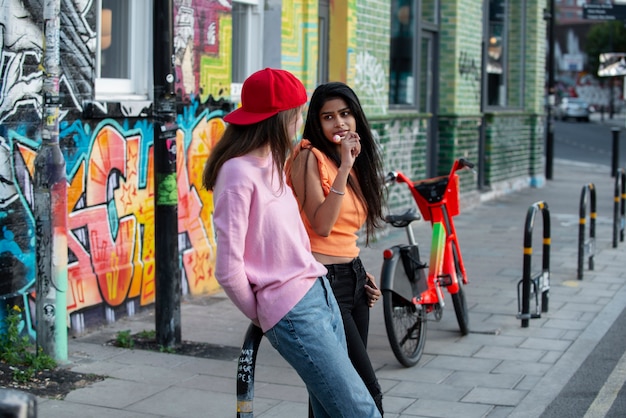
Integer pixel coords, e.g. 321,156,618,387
224,68,308,125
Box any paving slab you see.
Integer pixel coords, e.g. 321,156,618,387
47,157,626,417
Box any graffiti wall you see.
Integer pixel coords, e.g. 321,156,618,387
0,0,232,335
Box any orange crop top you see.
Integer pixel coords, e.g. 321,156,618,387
286,140,366,258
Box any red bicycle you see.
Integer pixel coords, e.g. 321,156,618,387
381,158,474,367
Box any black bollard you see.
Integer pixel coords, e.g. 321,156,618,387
611,127,620,178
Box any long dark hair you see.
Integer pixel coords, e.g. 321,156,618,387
203,107,300,191
302,82,384,243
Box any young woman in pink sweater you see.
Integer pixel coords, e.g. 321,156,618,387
202,68,380,418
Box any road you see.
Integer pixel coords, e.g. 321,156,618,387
553,118,626,171
541,118,626,417
541,306,626,418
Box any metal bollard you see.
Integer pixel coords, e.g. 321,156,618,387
613,168,626,248
577,184,596,280
517,201,551,328
0,389,37,418
611,128,621,178
236,323,264,418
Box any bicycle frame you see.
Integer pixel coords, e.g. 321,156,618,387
393,159,469,309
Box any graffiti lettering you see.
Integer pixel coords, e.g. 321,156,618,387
459,51,481,102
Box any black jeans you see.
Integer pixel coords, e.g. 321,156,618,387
325,257,383,415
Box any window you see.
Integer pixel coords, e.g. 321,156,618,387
484,0,525,109
486,0,506,106
389,0,438,110
232,0,263,84
318,0,330,84
96,0,152,100
389,0,415,106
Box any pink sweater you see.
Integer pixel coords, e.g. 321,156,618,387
212,153,327,332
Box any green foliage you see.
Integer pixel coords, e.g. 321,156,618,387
114,329,180,355
584,21,626,76
115,330,134,348
136,329,156,339
159,345,175,354
0,305,57,383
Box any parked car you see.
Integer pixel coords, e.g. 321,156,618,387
555,98,591,122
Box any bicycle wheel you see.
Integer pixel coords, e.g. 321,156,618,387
383,289,426,367
451,246,469,335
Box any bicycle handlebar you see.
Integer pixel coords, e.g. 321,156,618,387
384,171,398,185
385,158,475,187
457,158,474,170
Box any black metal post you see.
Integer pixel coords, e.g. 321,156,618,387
520,205,536,328
614,170,624,248
546,125,554,181
577,184,596,280
612,127,620,178
545,0,555,180
237,324,264,417
621,170,626,243
540,203,551,313
153,0,181,347
518,201,550,327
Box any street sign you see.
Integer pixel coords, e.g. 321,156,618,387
583,4,626,21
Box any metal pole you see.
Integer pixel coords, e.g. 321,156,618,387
540,203,551,313
577,186,587,280
545,0,555,181
588,184,596,272
154,0,181,347
34,0,68,362
546,124,554,181
612,127,620,178
237,324,264,417
619,168,626,242
614,173,621,248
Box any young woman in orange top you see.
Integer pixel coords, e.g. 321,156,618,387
286,82,386,415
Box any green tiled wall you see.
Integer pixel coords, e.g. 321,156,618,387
438,115,481,190
354,0,547,210
484,113,538,184
370,115,429,211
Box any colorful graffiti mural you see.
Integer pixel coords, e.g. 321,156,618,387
0,0,234,335
174,0,232,101
1,103,225,334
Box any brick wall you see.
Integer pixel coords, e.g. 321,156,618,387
437,0,546,190
354,0,391,117
439,0,483,115
438,116,481,190
484,113,536,185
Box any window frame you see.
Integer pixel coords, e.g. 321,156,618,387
388,0,439,111
231,0,263,86
483,0,526,110
95,0,153,101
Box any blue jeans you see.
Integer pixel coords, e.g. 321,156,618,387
265,277,381,418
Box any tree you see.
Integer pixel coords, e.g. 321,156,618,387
585,21,626,76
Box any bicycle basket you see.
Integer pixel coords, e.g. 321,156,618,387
400,245,427,295
414,175,460,218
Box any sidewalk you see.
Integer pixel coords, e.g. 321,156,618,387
36,157,626,418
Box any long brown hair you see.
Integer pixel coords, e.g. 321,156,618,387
203,107,301,191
